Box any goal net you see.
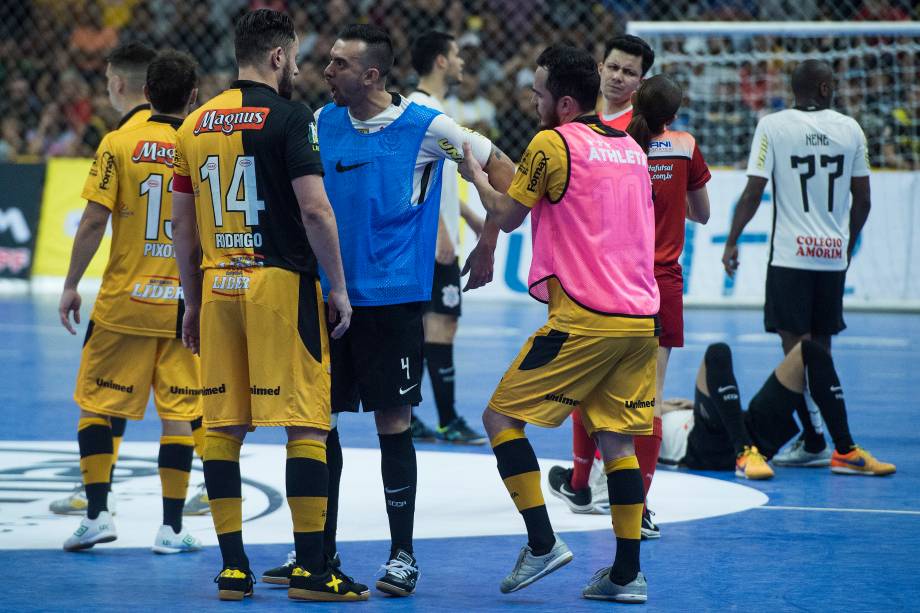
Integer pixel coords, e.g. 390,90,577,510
626,22,920,170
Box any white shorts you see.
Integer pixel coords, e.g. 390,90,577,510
659,410,694,464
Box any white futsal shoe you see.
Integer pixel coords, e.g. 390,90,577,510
63,511,117,551
773,437,832,467
151,525,203,554
500,535,573,593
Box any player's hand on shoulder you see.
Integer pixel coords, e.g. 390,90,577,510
327,288,352,339
182,304,201,355
722,243,739,278
59,288,82,335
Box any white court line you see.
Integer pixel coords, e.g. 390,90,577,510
757,505,920,516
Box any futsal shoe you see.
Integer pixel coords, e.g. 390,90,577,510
263,551,341,586
182,482,210,515
214,568,254,601
436,416,488,445
547,466,594,513
735,446,774,480
376,549,420,596
583,568,648,603
50,485,116,516
410,415,437,442
773,437,831,467
151,525,203,554
500,535,573,594
62,511,117,551
288,565,370,601
831,446,896,476
640,508,660,540
589,458,611,514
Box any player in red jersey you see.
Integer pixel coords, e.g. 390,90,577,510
549,75,710,541
597,35,655,130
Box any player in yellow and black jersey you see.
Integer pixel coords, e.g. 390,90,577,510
58,50,204,556
171,8,363,602
49,42,159,519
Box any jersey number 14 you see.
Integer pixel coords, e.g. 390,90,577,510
199,155,265,227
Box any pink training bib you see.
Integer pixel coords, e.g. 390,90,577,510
528,121,659,316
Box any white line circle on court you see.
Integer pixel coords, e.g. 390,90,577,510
0,442,767,550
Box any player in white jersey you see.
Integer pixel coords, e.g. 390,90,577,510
722,60,872,465
406,30,487,445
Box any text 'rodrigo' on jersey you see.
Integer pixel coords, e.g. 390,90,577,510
746,108,870,271
81,115,185,338
173,80,324,274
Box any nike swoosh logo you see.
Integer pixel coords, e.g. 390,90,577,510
841,456,866,467
384,485,411,494
335,160,370,172
717,386,736,393
830,386,842,392
437,367,454,375
399,384,418,395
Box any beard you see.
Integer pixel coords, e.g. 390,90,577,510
539,105,561,129
278,59,295,100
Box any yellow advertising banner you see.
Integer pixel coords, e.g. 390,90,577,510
32,158,110,278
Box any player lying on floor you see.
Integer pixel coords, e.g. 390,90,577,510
657,341,895,479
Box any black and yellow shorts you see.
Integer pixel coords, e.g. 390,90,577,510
200,267,330,429
488,324,657,436
74,322,202,420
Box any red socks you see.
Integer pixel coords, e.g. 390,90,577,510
634,417,662,496
570,411,597,490
571,414,662,496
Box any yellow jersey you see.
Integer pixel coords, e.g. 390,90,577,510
117,103,151,130
507,116,658,338
81,115,185,337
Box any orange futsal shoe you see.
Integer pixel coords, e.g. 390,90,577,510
735,446,774,480
831,446,896,476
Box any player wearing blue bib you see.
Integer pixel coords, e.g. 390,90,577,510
261,24,514,596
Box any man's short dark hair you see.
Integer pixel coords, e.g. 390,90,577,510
107,42,157,71
339,24,394,77
234,8,296,68
604,35,655,76
146,50,198,115
536,44,600,112
411,31,454,76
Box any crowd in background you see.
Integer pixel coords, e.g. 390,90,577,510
0,0,917,167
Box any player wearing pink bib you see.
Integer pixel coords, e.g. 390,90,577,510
461,44,658,604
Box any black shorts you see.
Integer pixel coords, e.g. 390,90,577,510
425,259,462,317
764,265,846,336
329,301,425,413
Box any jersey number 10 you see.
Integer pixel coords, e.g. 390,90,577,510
789,154,844,213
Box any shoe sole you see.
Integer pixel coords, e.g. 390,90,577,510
288,588,369,601
218,589,251,601
50,508,87,516
63,533,117,552
501,549,574,593
773,458,830,467
735,468,774,480
640,529,660,540
152,545,202,554
584,592,648,603
548,487,594,514
261,576,290,586
831,465,895,476
375,579,415,597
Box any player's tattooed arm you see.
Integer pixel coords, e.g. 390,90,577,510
483,145,515,193
459,142,530,234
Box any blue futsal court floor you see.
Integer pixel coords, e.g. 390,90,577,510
2,294,918,612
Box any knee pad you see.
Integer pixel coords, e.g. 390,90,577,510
704,343,733,371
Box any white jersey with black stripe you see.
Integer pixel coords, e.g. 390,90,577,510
746,108,870,271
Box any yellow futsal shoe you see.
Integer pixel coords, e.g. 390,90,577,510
288,565,370,602
735,446,774,480
214,568,254,600
831,446,896,476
